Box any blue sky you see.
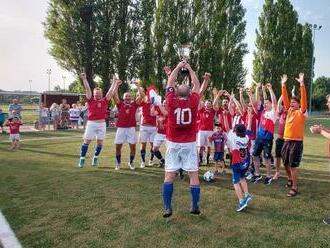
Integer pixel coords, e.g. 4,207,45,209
0,0,329,91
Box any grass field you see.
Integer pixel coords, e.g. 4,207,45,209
0,118,329,248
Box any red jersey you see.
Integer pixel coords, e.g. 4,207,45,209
87,97,108,121
6,121,22,134
243,112,259,140
116,100,140,128
166,91,200,143
154,106,167,135
218,108,233,130
141,102,156,126
198,107,216,131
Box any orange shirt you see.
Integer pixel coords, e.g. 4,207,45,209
282,84,307,141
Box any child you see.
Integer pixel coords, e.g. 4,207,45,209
227,109,253,212
208,123,226,176
39,103,49,131
5,117,23,150
0,109,5,133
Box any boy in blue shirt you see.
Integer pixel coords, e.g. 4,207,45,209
209,123,226,176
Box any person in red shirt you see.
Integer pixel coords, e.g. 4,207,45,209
150,101,167,168
112,79,144,170
162,61,201,218
78,73,119,168
139,95,157,168
5,117,23,150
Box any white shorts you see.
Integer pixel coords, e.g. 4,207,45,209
10,134,20,141
197,130,213,147
83,121,106,140
139,125,157,143
165,140,199,172
153,133,166,147
115,127,137,144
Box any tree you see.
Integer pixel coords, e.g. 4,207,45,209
312,76,330,111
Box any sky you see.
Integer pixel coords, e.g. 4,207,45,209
0,0,329,92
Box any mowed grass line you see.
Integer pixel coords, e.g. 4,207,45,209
0,119,329,248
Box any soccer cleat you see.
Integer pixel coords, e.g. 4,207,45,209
163,208,173,218
140,162,146,168
214,170,219,177
190,208,201,215
251,174,263,183
78,157,85,168
245,172,253,181
149,160,154,167
323,218,330,225
158,159,165,168
264,176,273,185
115,163,121,171
179,169,184,180
128,162,135,170
236,201,248,212
92,156,98,167
244,194,253,205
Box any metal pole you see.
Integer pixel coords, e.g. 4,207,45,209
309,28,315,116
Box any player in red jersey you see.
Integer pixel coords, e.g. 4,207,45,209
139,93,157,168
150,101,167,167
5,116,23,150
162,61,201,218
112,79,144,170
78,73,119,168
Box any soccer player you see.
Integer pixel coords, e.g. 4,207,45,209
309,93,330,225
162,61,201,218
150,101,167,167
4,117,23,150
78,73,118,168
227,108,253,212
139,91,157,168
112,79,144,170
208,124,226,175
251,83,277,185
281,73,307,197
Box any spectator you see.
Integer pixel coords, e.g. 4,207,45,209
0,108,5,132
50,103,61,130
69,104,81,129
39,103,49,131
60,99,70,127
8,99,23,119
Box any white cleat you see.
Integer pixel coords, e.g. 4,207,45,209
115,163,121,170
128,162,135,170
148,160,154,167
140,162,146,168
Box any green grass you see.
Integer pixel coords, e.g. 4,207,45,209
0,118,330,248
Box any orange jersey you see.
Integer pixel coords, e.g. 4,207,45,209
281,84,307,141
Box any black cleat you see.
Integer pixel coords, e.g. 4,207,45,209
163,208,173,218
190,208,201,215
158,159,165,168
179,169,184,180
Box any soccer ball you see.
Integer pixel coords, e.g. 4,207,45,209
203,170,215,182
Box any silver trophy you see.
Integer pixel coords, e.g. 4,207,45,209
173,43,192,85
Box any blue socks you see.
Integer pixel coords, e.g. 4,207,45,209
140,149,146,162
80,143,89,158
116,155,121,164
190,185,200,210
94,145,102,157
130,155,135,164
162,182,173,210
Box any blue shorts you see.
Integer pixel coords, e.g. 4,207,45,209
214,152,224,162
231,161,250,184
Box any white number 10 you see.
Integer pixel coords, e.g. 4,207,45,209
174,108,192,125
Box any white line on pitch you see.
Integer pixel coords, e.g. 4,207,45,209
0,211,22,248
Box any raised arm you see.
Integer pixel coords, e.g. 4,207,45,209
281,74,290,111
80,73,92,100
185,63,200,94
106,75,122,101
247,88,258,115
277,95,283,113
266,83,277,112
112,80,121,105
212,89,223,111
167,62,185,88
262,84,267,102
239,88,247,112
295,72,307,113
135,82,145,105
200,72,211,96
231,92,244,116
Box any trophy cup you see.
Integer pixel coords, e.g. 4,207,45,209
173,43,192,73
